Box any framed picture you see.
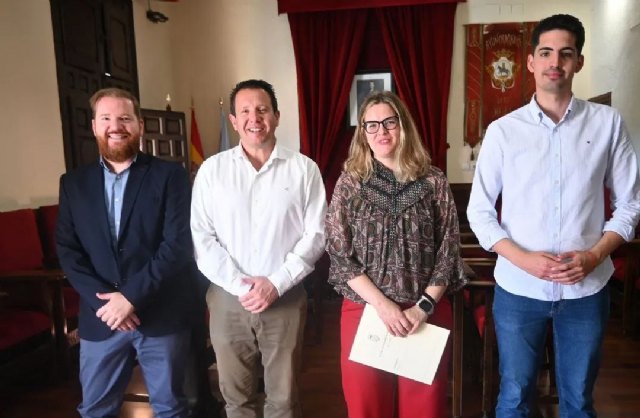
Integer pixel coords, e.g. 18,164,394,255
349,72,393,126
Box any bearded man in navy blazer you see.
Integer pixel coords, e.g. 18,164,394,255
56,87,196,418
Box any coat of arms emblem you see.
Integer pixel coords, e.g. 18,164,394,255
486,50,517,93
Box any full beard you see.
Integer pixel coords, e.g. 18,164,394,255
97,135,140,163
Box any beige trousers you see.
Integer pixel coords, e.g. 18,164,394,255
207,283,307,418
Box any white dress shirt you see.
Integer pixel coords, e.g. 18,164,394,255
191,144,327,297
467,95,640,301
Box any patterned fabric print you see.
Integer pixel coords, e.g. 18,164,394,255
326,162,468,304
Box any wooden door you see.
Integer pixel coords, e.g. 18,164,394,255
50,0,139,170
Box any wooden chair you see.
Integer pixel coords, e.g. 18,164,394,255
610,238,640,337
0,209,64,387
36,204,80,375
459,253,557,417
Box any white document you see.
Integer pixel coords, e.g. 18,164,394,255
349,303,450,385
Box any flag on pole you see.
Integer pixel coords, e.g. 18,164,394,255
190,107,204,180
219,100,231,153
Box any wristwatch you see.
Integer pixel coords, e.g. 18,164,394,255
416,293,436,315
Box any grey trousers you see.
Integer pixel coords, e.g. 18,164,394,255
207,283,307,418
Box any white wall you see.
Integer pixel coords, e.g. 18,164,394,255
446,0,594,183
132,0,176,110
0,0,65,211
590,0,640,163
168,0,299,156
2,0,639,211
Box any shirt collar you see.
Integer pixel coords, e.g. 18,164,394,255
372,158,396,181
232,142,286,164
99,154,137,174
528,94,577,125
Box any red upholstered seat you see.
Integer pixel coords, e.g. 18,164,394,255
0,209,44,271
612,256,640,289
0,208,60,384
473,304,488,338
0,310,52,351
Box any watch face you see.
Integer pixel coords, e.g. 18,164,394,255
418,299,434,314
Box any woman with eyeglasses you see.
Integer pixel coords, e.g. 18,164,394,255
326,91,467,418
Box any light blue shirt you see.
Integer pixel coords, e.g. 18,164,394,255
100,157,134,243
467,95,640,301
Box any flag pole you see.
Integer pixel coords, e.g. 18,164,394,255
218,97,231,153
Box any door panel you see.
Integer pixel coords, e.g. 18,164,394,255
51,0,139,170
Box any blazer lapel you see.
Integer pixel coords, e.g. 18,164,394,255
118,153,151,239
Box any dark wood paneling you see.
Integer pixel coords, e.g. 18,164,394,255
450,183,472,232
140,109,189,169
50,0,139,170
103,0,138,85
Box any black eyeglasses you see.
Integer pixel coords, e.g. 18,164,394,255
362,116,399,134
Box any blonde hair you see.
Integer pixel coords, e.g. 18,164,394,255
344,91,431,182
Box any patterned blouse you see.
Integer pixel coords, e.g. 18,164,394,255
326,161,468,304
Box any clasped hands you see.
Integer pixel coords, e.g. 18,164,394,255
238,276,279,313
374,298,428,338
95,292,139,331
518,250,599,284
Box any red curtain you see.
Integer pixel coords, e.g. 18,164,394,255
278,0,462,14
288,10,369,194
376,3,457,171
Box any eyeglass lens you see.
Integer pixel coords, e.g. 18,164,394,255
363,116,398,134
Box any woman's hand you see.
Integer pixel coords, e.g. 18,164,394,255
403,305,428,335
374,298,412,337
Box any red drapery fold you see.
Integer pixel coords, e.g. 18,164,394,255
278,0,462,14
376,4,456,171
288,10,369,193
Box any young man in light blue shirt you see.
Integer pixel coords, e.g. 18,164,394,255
467,14,640,418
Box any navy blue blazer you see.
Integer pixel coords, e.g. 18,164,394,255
56,152,198,341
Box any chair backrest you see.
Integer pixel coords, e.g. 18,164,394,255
37,204,60,268
0,209,44,272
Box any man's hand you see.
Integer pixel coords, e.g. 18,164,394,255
96,292,135,330
238,276,279,313
513,251,564,280
115,313,141,331
374,298,412,337
403,305,428,335
549,250,598,285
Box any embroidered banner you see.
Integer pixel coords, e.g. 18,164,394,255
464,22,537,147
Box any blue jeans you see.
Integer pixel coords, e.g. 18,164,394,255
78,329,190,418
492,285,609,418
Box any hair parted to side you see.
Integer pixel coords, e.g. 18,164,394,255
531,14,585,54
89,87,141,119
229,79,279,116
344,90,431,183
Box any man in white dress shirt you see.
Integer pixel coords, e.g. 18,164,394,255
467,14,640,418
191,79,327,418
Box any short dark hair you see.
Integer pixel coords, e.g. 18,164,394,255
531,14,585,55
229,79,279,116
89,87,141,120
